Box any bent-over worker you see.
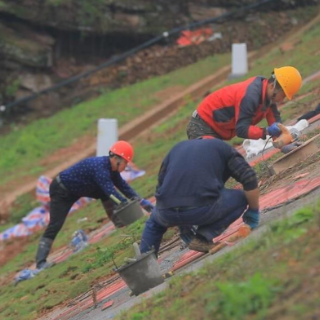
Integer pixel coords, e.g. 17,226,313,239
187,66,302,142
35,141,153,269
140,138,260,255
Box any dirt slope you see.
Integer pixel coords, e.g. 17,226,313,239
2,11,320,220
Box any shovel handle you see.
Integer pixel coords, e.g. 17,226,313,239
209,242,227,254
209,224,251,255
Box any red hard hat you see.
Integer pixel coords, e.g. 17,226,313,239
109,141,134,162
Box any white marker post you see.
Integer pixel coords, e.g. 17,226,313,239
96,118,118,156
230,43,248,79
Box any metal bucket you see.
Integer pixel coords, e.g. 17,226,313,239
113,199,144,226
116,250,164,295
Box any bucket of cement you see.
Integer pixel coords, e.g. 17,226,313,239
116,250,164,295
113,199,144,226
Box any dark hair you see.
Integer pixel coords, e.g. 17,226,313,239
268,73,282,90
109,151,123,162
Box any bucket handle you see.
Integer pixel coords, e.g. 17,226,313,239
111,252,119,270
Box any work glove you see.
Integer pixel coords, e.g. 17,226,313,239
243,208,260,229
266,123,282,137
140,198,154,213
281,141,303,154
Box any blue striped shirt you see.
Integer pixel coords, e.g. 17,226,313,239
59,156,139,203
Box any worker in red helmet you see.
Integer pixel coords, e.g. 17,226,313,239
34,140,153,270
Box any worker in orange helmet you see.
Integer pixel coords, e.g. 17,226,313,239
187,66,302,143
34,141,153,270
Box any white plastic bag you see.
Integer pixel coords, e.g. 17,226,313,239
242,120,309,159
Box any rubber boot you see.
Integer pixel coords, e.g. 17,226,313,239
35,237,54,269
101,200,124,228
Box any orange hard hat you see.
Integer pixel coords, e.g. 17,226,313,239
109,141,134,162
274,66,302,100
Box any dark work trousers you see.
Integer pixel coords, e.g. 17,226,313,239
43,178,112,240
297,103,320,121
140,188,248,254
43,178,80,240
186,112,221,140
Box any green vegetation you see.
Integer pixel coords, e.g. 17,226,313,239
0,193,39,233
0,53,230,187
76,0,107,29
2,11,320,320
46,0,65,6
5,79,21,98
0,209,176,320
7,194,37,224
215,273,279,320
117,205,319,320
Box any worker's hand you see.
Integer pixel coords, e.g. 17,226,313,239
281,141,302,154
140,199,154,213
243,208,260,229
266,123,282,137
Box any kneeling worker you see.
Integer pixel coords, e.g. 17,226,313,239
35,140,153,269
187,66,302,142
140,138,259,255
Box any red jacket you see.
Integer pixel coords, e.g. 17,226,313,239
197,76,281,140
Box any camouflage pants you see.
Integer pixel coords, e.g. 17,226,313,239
186,112,221,140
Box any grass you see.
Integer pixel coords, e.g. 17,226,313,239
129,17,320,195
0,53,230,187
0,212,177,320
2,9,320,320
116,204,320,320
208,15,320,92
0,193,38,233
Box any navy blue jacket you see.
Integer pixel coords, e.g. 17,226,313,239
155,139,257,209
60,156,138,202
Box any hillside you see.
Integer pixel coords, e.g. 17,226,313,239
0,3,318,132
1,7,320,320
